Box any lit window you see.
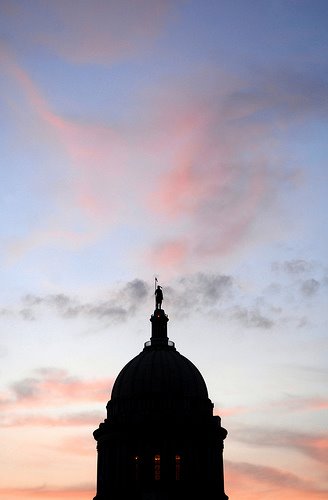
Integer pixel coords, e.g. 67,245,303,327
175,454,181,480
154,454,161,480
134,455,140,480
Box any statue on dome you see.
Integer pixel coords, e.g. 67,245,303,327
155,285,163,309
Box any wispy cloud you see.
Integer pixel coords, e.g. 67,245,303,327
0,411,103,428
19,278,150,322
270,259,327,308
300,278,320,296
272,259,315,275
0,367,112,410
0,483,94,499
226,460,328,499
232,426,328,464
1,1,179,64
1,275,234,322
2,38,328,271
54,435,95,456
145,64,328,269
2,264,326,329
215,405,248,418
1,45,129,260
164,272,234,314
230,305,274,329
273,395,328,413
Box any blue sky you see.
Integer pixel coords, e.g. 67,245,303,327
0,1,327,499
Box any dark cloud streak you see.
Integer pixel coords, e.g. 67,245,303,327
231,426,328,464
272,259,315,275
301,278,320,297
22,279,151,323
3,265,326,330
231,305,274,329
165,273,234,314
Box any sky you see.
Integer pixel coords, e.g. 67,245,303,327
0,0,327,498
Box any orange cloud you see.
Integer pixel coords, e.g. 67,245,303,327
55,435,95,456
1,411,103,428
0,484,94,499
292,435,328,464
225,460,328,499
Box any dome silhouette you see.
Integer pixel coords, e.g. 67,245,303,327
93,306,229,500
108,345,212,421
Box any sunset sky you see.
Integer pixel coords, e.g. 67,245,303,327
0,1,327,498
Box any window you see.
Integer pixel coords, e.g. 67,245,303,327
175,454,181,480
154,454,161,480
133,455,140,480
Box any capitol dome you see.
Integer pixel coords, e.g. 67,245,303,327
93,305,229,500
107,309,213,422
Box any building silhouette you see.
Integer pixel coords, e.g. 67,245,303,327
93,304,229,499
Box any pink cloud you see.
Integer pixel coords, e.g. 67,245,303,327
215,405,248,417
148,116,212,217
149,239,189,268
141,64,319,271
273,396,328,413
2,44,318,271
1,46,130,258
225,460,328,499
0,484,94,499
55,435,95,456
292,435,328,464
0,368,112,411
1,411,103,428
8,52,127,215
